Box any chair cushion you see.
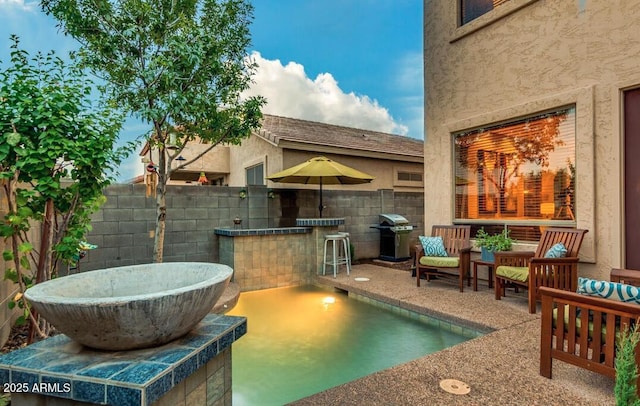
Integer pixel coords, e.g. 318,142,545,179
552,304,630,345
419,236,448,257
544,242,567,258
576,277,640,305
496,265,529,282
552,305,605,342
419,256,459,268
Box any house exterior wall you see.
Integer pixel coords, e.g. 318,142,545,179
227,132,282,186
225,134,424,192
142,142,231,185
140,126,424,192
424,0,640,279
277,149,424,193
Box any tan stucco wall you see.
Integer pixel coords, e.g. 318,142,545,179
143,142,230,185
424,0,640,280
226,135,424,192
174,144,230,173
272,150,423,192
228,133,282,186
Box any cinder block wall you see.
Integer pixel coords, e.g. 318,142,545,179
79,184,424,272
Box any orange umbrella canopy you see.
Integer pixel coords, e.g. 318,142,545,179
267,156,375,217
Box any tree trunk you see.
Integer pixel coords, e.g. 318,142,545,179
36,199,54,284
30,198,54,343
153,147,168,263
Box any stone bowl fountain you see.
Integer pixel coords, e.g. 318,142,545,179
24,262,233,351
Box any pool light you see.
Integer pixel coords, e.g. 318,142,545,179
322,296,336,305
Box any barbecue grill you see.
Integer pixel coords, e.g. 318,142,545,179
372,214,413,261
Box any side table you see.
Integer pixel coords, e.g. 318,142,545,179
472,259,494,291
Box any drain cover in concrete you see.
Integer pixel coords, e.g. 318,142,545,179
439,379,470,395
354,277,370,282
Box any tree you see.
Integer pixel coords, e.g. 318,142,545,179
0,36,125,340
42,0,266,262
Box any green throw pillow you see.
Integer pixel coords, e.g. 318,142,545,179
419,236,448,257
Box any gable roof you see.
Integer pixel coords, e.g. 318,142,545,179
255,114,423,162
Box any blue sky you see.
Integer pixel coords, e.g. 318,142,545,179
0,0,423,180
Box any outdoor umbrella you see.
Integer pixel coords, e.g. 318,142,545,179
267,156,375,218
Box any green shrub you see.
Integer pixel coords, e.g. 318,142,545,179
616,322,640,406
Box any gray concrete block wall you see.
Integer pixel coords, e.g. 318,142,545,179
80,184,424,272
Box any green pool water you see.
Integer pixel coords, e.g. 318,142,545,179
227,285,478,405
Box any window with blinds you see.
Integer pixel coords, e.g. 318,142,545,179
461,0,511,25
453,106,576,229
246,163,264,185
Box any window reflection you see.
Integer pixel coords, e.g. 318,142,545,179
454,106,576,226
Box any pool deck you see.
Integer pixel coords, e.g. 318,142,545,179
291,263,614,406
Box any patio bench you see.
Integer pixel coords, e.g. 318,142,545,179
539,284,640,387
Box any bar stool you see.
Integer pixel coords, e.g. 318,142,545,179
323,234,351,278
338,231,351,270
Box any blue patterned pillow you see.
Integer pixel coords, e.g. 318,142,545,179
577,277,640,305
544,243,567,258
419,236,448,257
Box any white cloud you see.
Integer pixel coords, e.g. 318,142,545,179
0,0,37,11
244,52,408,135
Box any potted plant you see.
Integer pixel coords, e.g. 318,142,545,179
475,228,515,262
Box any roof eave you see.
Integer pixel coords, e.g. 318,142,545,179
278,140,423,163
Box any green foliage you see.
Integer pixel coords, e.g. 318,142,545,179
41,0,266,262
0,36,126,336
616,323,640,406
474,228,514,252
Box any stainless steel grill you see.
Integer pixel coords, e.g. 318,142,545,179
372,214,414,261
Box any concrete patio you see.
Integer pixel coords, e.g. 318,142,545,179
291,263,615,405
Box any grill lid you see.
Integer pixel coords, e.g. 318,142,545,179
379,214,409,226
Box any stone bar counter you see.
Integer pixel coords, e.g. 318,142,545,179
215,218,345,291
0,314,246,406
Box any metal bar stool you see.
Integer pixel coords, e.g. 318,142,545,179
338,231,351,270
323,234,351,278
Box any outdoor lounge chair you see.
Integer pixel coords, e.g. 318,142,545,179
414,225,471,292
494,227,588,313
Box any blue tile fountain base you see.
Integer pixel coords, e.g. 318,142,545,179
0,314,247,406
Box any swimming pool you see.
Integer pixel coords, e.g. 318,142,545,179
227,285,480,405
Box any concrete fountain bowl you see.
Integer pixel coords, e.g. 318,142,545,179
24,262,233,351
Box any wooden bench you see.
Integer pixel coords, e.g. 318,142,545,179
539,286,640,385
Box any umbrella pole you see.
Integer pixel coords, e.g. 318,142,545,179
319,178,323,218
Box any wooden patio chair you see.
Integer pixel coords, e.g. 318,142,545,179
494,227,588,313
414,225,471,292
